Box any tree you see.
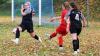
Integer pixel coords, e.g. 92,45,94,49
0,0,7,5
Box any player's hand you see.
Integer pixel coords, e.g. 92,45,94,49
82,25,87,33
82,24,87,28
21,4,24,10
50,19,54,22
66,28,69,33
82,24,87,32
66,22,70,32
83,26,86,28
82,26,86,32
32,13,35,16
50,18,55,22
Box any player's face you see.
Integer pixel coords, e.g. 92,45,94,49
65,2,69,6
24,4,30,9
62,5,65,10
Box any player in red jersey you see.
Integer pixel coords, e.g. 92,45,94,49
46,2,70,50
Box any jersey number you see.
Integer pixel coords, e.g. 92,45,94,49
75,14,79,21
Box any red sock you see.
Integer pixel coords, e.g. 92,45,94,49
50,32,57,39
58,35,63,47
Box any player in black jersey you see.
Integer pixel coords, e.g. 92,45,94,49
66,2,86,55
12,2,42,44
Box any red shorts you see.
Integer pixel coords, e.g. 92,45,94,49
56,24,67,36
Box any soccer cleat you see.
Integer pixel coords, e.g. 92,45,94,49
11,38,19,44
73,51,78,55
59,47,64,51
45,33,51,39
77,49,80,53
45,33,50,36
45,33,52,44
38,37,42,43
35,37,42,43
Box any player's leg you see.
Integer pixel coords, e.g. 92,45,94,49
45,31,57,39
76,37,80,52
58,35,63,47
12,26,22,44
76,28,82,52
58,34,64,50
49,32,57,39
27,26,42,42
71,33,78,52
70,27,79,54
29,32,42,42
57,24,67,47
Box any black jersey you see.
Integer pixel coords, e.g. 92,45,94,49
69,9,82,28
21,9,33,24
19,9,34,33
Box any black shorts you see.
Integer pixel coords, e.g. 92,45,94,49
70,27,82,36
19,22,34,33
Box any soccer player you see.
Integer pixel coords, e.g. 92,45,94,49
46,2,70,50
12,2,42,44
65,2,86,55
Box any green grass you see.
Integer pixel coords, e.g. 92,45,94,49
0,9,11,16
0,17,100,56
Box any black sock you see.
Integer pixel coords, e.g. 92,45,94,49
34,35,39,40
15,28,20,38
77,39,79,49
59,45,63,47
50,36,52,39
73,40,78,51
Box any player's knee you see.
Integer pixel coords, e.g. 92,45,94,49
12,27,22,34
18,27,22,31
71,33,78,40
72,37,78,40
12,28,17,34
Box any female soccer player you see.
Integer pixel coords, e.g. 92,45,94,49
47,2,70,50
66,2,86,55
12,2,42,44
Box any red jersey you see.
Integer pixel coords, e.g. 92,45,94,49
61,9,68,19
60,9,68,26
56,9,68,36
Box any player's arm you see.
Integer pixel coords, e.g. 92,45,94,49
32,12,35,16
81,13,87,27
32,8,35,16
50,16,61,22
21,5,27,16
66,17,70,32
65,10,71,32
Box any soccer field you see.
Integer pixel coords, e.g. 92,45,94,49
0,17,100,56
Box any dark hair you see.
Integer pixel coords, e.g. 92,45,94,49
70,2,78,10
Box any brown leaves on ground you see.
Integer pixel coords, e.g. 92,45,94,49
0,21,100,56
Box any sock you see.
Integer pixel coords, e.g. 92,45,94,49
59,45,63,47
73,40,78,51
58,36,63,47
77,38,79,49
34,35,39,40
15,28,20,38
50,32,57,39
